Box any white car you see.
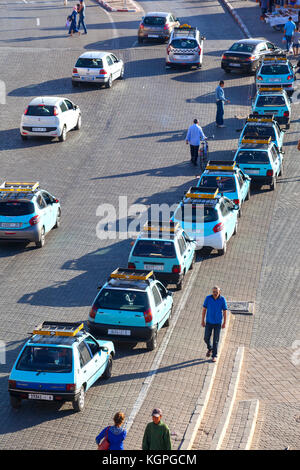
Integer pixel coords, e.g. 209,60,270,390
20,96,81,142
72,51,124,88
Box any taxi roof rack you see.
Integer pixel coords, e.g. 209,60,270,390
0,181,39,192
33,321,84,337
206,160,236,171
258,86,284,92
143,220,180,233
241,136,272,145
262,53,287,62
247,114,274,122
173,25,197,37
185,186,219,200
109,268,155,283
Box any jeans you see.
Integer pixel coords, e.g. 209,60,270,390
204,323,221,358
78,15,87,33
216,100,224,126
189,145,199,163
285,35,293,52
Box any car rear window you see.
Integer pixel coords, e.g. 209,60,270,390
16,346,73,372
132,240,176,258
171,39,198,49
173,205,219,224
75,57,104,68
256,95,286,106
94,288,149,312
26,105,55,116
260,65,289,75
229,42,255,53
0,201,35,216
143,16,166,26
235,151,270,164
243,124,275,140
199,175,236,193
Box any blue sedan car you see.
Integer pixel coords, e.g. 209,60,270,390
238,115,285,152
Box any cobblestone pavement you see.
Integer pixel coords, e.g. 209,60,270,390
0,0,299,450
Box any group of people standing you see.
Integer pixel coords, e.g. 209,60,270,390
67,0,87,36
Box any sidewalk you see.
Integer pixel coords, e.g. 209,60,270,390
97,0,141,12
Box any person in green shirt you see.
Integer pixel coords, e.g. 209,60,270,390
142,408,172,450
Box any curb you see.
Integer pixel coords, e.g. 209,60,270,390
210,346,245,449
97,0,137,12
238,399,260,450
179,313,232,450
219,0,252,39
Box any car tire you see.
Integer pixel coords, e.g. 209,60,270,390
224,68,231,74
279,163,283,177
20,134,28,141
36,227,45,248
138,37,143,44
270,176,277,191
102,355,113,379
72,80,79,87
59,125,67,142
75,114,81,131
10,396,21,409
119,66,124,79
286,122,290,130
73,386,85,412
164,307,172,328
54,208,61,228
238,206,242,218
176,273,184,291
146,328,157,351
105,75,113,89
189,253,196,270
246,189,251,201
218,238,227,256
233,220,238,236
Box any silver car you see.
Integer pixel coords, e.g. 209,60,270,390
138,12,180,44
72,51,124,88
166,26,205,68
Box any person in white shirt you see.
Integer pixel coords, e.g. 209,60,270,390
185,119,207,166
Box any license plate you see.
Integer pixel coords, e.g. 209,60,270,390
0,222,22,228
32,127,46,132
144,264,164,271
229,63,240,67
272,79,281,82
148,35,159,38
108,329,131,336
246,170,260,175
28,394,53,400
175,55,191,60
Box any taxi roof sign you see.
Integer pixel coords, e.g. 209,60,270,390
259,86,283,92
0,181,39,192
241,136,272,145
143,221,180,233
206,160,236,171
185,186,219,199
110,268,154,282
263,54,287,62
246,115,274,123
33,321,84,337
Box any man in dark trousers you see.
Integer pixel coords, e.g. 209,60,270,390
185,118,207,165
215,80,230,128
202,286,227,363
142,408,172,450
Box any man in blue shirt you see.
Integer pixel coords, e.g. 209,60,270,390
215,81,230,128
284,17,296,53
202,286,227,362
78,0,87,34
185,118,207,166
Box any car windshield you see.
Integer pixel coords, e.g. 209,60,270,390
26,105,55,116
235,150,270,164
171,39,198,49
75,57,103,68
199,175,236,193
16,346,73,372
143,16,166,26
0,201,35,216
132,240,176,258
229,42,255,53
256,95,286,106
173,205,219,224
261,64,289,75
95,288,149,312
243,124,275,140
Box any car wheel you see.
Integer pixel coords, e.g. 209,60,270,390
73,386,85,412
279,163,283,177
138,36,143,44
105,75,113,89
176,273,184,291
218,238,227,256
10,396,21,409
246,189,251,201
20,134,28,141
189,253,196,270
59,125,67,142
72,80,79,87
270,176,277,191
119,66,124,79
146,328,157,351
102,355,113,379
54,208,61,228
238,206,242,218
224,68,231,73
233,220,238,236
36,227,45,248
286,122,290,130
75,114,81,130
164,307,172,328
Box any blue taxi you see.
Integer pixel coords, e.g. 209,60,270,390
8,322,115,412
0,181,61,248
238,115,285,152
172,187,239,255
88,268,173,351
256,55,296,96
234,137,283,191
251,87,291,129
128,221,196,291
197,160,251,218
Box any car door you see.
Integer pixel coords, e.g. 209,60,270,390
77,340,96,390
36,193,51,233
156,282,172,326
151,284,164,329
106,55,115,80
59,100,71,131
84,335,107,382
64,99,78,129
110,54,121,78
41,191,56,229
220,200,235,239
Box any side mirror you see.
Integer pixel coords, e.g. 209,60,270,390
201,36,206,40
130,241,135,246
97,285,102,291
101,347,108,353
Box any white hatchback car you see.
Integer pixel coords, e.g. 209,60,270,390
72,51,124,88
20,97,81,142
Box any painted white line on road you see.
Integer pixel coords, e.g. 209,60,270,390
126,260,202,433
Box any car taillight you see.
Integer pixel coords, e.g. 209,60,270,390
100,69,107,75
29,215,40,226
233,199,240,205
213,222,224,233
198,46,201,56
222,54,227,60
167,45,172,55
267,170,273,177
140,23,144,29
287,75,292,80
143,308,152,323
73,68,78,74
257,76,263,81
163,23,170,30
66,384,76,392
172,265,181,273
9,380,16,389
53,106,59,116
284,111,289,117
89,305,97,319
24,107,28,115
245,55,255,61
128,262,136,269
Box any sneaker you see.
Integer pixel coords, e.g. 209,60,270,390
211,357,217,363
206,349,212,358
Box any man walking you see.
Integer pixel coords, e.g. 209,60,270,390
216,80,230,128
283,17,296,53
185,118,207,165
142,408,172,450
202,286,227,363
78,0,87,34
